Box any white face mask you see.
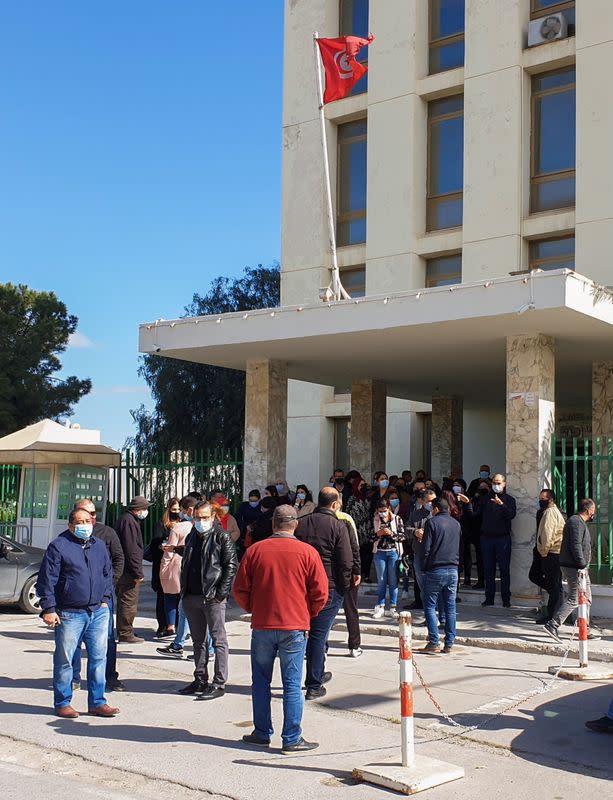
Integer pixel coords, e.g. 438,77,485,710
195,519,213,534
492,484,504,494
136,510,149,520
452,486,462,495
220,505,230,514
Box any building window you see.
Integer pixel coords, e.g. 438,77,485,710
334,418,351,473
531,1,575,27
337,119,367,246
426,253,462,287
340,265,366,297
531,67,576,214
427,95,463,231
429,0,465,75
529,235,575,271
340,0,369,95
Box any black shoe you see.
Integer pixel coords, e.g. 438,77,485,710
322,671,332,684
481,601,494,607
305,686,327,700
107,679,126,692
178,680,207,695
442,645,453,654
242,733,271,747
196,685,225,701
544,622,562,643
534,615,550,624
503,601,511,608
281,738,319,754
407,601,423,610
414,621,428,627
585,716,613,734
156,645,184,658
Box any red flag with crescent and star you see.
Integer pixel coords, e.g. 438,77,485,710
316,34,375,104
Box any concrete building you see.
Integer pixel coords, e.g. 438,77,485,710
140,0,613,598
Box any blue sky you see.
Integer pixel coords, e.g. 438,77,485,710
0,2,284,449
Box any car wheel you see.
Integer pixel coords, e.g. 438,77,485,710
18,574,40,615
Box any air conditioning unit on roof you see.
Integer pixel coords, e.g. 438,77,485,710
528,12,568,47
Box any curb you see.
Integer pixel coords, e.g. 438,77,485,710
331,622,613,664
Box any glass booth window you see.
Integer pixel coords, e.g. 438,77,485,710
427,95,464,231
20,467,52,519
531,67,576,213
56,466,106,521
337,119,367,246
340,0,369,95
429,0,465,74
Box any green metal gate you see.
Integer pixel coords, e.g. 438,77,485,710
106,448,243,543
552,436,613,584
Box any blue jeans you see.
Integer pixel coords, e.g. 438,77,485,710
305,589,343,690
164,594,180,628
55,606,109,709
423,568,458,648
171,601,191,648
251,629,307,746
481,536,511,604
414,554,445,622
374,550,399,607
72,595,117,683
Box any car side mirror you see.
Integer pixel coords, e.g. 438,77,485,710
0,542,14,558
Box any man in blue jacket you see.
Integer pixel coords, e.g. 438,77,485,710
417,498,461,654
36,507,118,719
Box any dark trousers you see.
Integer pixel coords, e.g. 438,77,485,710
116,574,142,639
481,535,511,604
359,542,373,581
305,589,343,690
462,533,484,585
155,590,167,632
412,562,422,607
540,553,562,618
342,583,361,650
182,594,229,687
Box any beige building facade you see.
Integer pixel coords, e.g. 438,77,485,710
140,1,613,599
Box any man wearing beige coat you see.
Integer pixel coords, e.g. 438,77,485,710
535,489,565,625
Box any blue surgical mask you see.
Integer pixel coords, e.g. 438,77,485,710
424,502,433,511
194,519,213,534
379,479,389,489
479,471,490,480
296,492,306,501
180,512,192,522
452,485,462,495
275,483,285,493
73,523,93,540
390,498,400,509
248,500,259,508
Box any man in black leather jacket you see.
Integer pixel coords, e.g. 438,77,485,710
174,500,237,699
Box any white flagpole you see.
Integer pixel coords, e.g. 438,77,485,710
313,32,351,302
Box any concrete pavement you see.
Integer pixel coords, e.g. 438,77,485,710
1,597,612,799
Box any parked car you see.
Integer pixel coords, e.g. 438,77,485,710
0,534,44,614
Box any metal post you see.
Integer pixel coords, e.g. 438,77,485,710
398,612,414,768
577,569,589,668
313,32,350,302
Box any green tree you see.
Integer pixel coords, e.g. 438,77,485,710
0,284,92,437
129,263,280,456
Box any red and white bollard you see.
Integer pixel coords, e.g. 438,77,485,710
398,612,415,768
577,569,590,668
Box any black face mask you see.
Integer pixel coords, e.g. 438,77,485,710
538,499,549,511
169,511,181,521
479,487,489,495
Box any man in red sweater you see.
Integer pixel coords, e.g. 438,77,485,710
233,504,328,754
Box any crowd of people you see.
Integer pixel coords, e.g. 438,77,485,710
34,463,612,745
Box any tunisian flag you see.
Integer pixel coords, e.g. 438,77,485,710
316,34,374,104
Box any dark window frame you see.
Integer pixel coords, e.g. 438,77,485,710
427,95,464,231
425,253,462,287
339,0,369,95
429,0,465,75
530,67,576,214
530,0,575,21
337,119,367,247
528,234,575,271
340,265,366,297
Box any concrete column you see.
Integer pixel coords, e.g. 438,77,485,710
430,397,463,483
506,334,555,599
243,360,288,495
350,380,386,481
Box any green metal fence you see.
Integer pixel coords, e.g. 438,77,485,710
552,436,613,584
106,448,243,543
0,465,21,524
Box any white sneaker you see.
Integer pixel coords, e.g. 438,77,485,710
350,648,363,658
388,607,399,620
373,605,385,620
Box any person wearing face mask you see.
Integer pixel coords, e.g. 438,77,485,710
36,508,118,719
213,496,241,543
296,487,354,700
530,490,565,625
174,500,238,698
345,477,373,582
465,474,516,607
329,468,345,494
404,486,432,610
370,472,391,515
448,480,471,587
235,490,262,553
371,499,405,620
145,497,180,639
294,484,316,518
544,498,598,643
457,481,489,589
264,484,280,506
466,465,492,499
115,495,150,644
250,496,277,545
159,496,195,641
274,479,292,505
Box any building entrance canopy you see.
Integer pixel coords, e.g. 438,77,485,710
140,270,613,408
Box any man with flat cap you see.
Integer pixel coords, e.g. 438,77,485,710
234,504,328,754
115,495,150,644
